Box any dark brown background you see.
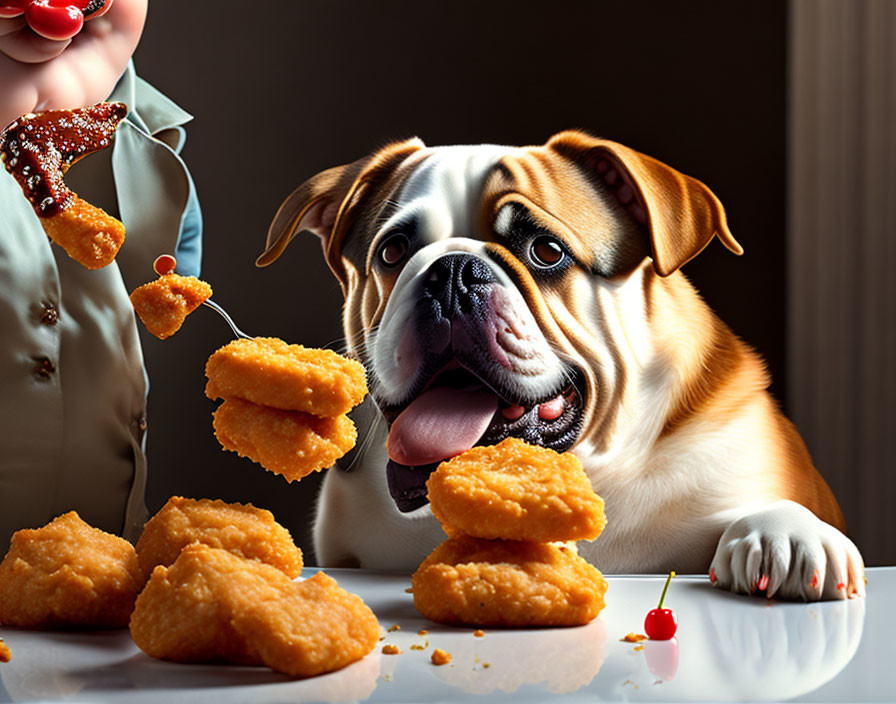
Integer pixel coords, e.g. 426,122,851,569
133,0,789,565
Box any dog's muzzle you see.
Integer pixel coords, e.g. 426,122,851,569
376,252,586,513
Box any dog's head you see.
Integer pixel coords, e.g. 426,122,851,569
258,130,742,513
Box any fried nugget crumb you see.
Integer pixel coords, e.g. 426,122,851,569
0,511,141,628
410,644,426,651
622,633,648,643
473,629,485,637
135,496,303,581
130,273,212,339
634,644,644,651
404,587,413,593
417,629,428,636
431,648,452,666
387,624,400,632
382,644,400,655
483,662,491,668
0,639,9,663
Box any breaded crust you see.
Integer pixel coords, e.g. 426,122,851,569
41,196,126,269
412,536,607,627
135,496,303,582
130,544,380,677
204,337,367,417
427,438,607,542
129,273,212,339
0,512,142,628
213,398,356,481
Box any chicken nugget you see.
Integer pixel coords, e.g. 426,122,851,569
40,196,126,270
412,535,607,627
205,337,367,417
129,273,212,339
0,512,141,628
213,398,356,481
0,638,9,663
130,544,379,677
135,496,302,582
427,438,606,542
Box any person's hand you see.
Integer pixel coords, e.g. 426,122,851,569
0,0,146,129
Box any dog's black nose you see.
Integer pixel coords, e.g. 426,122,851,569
423,253,497,315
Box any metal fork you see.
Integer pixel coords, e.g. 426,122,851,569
202,299,255,340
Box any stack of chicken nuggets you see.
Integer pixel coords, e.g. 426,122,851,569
205,337,367,481
413,437,608,627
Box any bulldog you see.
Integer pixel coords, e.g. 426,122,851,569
257,130,865,601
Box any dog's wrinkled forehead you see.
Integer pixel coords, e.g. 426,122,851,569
385,145,518,240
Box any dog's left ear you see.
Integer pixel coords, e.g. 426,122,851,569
547,130,743,276
256,138,425,285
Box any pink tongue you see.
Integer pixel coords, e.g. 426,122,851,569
387,385,499,466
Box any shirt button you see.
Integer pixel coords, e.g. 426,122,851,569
33,357,56,380
39,303,59,326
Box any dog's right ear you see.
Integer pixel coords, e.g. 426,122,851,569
256,138,425,285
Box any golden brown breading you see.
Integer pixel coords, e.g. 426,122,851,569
129,273,213,339
0,638,9,663
213,398,357,481
0,512,142,628
130,544,379,677
205,337,367,417
412,536,607,627
134,496,303,582
41,196,126,270
427,438,607,542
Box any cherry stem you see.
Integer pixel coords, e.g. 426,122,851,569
657,571,675,609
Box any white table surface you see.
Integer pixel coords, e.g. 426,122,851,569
0,566,892,703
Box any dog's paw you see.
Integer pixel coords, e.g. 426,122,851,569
709,501,865,601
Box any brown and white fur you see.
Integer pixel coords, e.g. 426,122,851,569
258,131,864,601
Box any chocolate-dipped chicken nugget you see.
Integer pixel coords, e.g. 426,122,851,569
130,544,379,677
0,103,127,269
0,512,141,628
213,398,357,481
130,273,212,339
427,438,606,542
412,535,607,627
135,496,303,581
205,337,367,417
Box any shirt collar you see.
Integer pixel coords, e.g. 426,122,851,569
108,61,194,137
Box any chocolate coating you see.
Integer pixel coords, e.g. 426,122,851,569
0,102,127,217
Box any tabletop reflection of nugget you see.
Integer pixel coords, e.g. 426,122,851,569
129,544,380,677
205,338,367,481
134,496,303,582
0,512,142,628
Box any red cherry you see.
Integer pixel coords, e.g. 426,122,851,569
644,571,677,640
153,254,177,276
645,607,678,640
25,0,84,41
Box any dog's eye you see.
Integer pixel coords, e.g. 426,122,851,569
529,236,565,269
378,233,410,268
